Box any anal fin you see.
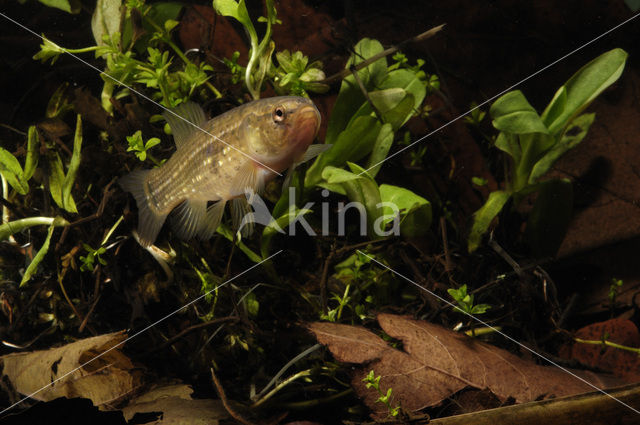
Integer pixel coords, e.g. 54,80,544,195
170,199,207,241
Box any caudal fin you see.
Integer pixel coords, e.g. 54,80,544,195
119,170,168,247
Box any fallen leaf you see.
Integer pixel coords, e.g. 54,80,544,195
122,383,228,424
309,314,619,418
560,318,640,382
0,331,141,408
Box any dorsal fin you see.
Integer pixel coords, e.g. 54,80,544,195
163,101,207,149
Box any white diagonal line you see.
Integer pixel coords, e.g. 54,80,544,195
360,11,640,176
357,250,640,415
0,12,282,177
0,250,282,415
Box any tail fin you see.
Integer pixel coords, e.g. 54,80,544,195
119,170,168,247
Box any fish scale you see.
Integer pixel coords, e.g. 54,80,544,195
119,96,325,247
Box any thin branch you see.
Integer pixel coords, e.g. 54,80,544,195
321,24,445,85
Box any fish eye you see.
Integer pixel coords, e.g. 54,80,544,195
272,106,286,123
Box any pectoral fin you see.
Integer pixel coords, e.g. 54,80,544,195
283,144,332,188
229,161,266,196
295,144,332,166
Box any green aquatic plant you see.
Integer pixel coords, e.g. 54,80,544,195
468,48,628,256
447,284,491,315
34,0,220,111
363,369,401,418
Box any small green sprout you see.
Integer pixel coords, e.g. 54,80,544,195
609,278,623,310
320,284,352,322
79,244,107,272
222,51,245,84
408,145,428,167
447,284,491,315
126,130,161,162
79,215,123,272
363,370,401,417
464,101,486,125
472,176,488,186
273,50,328,96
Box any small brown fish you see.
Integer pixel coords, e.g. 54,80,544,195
119,96,324,247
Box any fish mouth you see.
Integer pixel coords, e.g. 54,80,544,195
291,104,321,147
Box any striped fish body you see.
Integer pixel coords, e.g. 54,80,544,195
119,96,323,247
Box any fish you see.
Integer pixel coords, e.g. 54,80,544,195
119,96,325,247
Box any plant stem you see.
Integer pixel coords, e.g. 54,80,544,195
251,369,313,408
0,216,69,241
574,337,640,355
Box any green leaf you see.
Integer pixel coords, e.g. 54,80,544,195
325,38,386,144
524,179,573,258
513,132,555,191
367,123,394,178
490,91,549,135
48,152,66,210
260,206,312,258
91,0,122,46
20,224,56,287
468,190,511,252
39,0,81,14
379,184,432,237
380,68,427,114
24,125,40,181
542,48,627,135
0,148,28,195
529,113,595,183
216,224,263,263
494,132,521,163
540,86,567,129
305,115,381,188
358,88,415,130
33,37,66,64
321,163,383,237
322,166,363,184
61,115,82,213
213,0,257,43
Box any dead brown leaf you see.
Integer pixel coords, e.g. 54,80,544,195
309,314,619,418
560,318,640,383
121,383,228,425
0,331,141,408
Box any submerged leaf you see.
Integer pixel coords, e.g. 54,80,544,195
0,148,28,195
529,113,595,183
468,190,511,252
20,224,55,287
490,90,549,135
309,314,614,418
542,48,627,135
305,115,381,188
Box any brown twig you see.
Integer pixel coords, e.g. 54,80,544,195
148,316,239,354
210,366,256,425
350,64,384,122
440,216,452,284
55,178,116,252
399,249,440,312
319,242,337,314
320,24,445,85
